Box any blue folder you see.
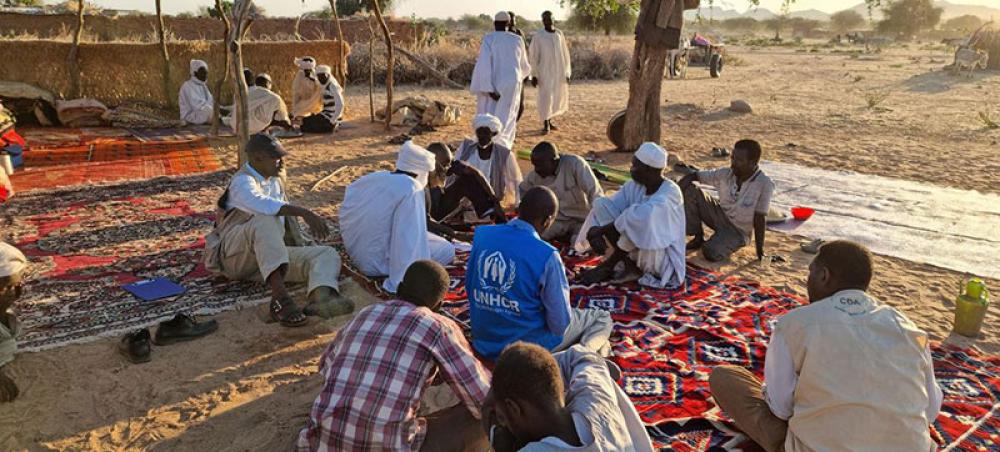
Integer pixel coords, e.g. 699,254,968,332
122,277,186,302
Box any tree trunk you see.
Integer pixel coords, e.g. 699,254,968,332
155,0,172,108
328,0,348,86
371,0,394,131
228,0,255,165
367,16,376,122
210,0,232,137
68,0,85,99
621,39,668,151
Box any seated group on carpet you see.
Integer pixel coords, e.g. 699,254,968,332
0,125,942,452
181,57,344,135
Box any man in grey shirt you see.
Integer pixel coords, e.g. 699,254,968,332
679,139,776,262
519,142,603,242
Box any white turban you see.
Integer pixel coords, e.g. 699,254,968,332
0,242,26,279
473,113,502,133
494,11,510,22
635,142,668,169
396,141,436,188
295,56,317,70
316,65,332,75
189,59,208,76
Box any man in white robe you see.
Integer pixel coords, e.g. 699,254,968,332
340,141,456,293
529,11,572,134
178,59,214,125
470,11,531,150
291,56,323,119
223,73,291,135
574,143,686,289
450,114,522,209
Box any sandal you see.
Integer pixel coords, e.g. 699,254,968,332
801,238,826,254
270,296,308,328
711,147,731,158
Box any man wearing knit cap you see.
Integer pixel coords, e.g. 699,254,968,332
470,11,531,149
449,113,523,210
0,242,25,402
291,56,323,119
575,142,686,288
340,141,458,293
178,59,214,125
300,65,344,134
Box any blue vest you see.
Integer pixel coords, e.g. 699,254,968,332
466,220,561,360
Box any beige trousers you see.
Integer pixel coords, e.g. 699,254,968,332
709,366,788,452
218,214,341,294
541,217,585,241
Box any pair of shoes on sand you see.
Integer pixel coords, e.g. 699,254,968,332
119,314,219,364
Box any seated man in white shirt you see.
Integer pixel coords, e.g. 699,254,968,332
222,73,292,135
484,342,654,452
340,141,456,293
710,241,943,452
203,134,352,327
450,114,523,210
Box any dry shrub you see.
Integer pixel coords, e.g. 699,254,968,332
862,88,892,110
978,109,999,129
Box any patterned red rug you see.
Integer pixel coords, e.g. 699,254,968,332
2,172,269,352
436,252,1000,451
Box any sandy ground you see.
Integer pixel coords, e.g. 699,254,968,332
2,46,999,450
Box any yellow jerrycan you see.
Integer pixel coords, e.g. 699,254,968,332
953,278,989,338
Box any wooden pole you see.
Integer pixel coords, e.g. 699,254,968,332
155,0,172,108
210,0,232,137
328,0,348,86
228,0,255,165
367,15,375,122
371,0,394,131
68,0,85,99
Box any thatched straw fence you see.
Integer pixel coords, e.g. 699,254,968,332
0,40,349,107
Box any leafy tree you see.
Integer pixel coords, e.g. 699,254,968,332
830,9,865,33
566,2,637,36
942,15,984,33
458,14,492,31
336,0,393,17
876,0,942,37
788,17,821,36
720,17,761,33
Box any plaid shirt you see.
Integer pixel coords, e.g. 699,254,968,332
296,300,492,451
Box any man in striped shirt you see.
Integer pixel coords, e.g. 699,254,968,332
297,260,492,451
300,65,344,134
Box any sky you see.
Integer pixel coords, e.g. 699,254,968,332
82,1,1000,19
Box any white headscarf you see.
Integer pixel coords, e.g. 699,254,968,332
295,56,317,71
396,141,436,188
494,11,511,22
316,65,332,75
635,142,668,169
189,59,208,78
0,242,26,280
473,113,502,133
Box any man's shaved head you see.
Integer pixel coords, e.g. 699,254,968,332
426,142,452,164
530,142,560,178
519,187,558,234
531,141,558,160
397,260,451,310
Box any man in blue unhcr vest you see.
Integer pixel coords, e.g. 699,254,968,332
467,186,612,361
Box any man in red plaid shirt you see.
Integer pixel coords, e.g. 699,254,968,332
297,260,492,451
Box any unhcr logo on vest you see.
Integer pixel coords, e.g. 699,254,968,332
473,250,520,313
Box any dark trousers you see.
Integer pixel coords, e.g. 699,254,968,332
301,114,335,133
429,173,499,222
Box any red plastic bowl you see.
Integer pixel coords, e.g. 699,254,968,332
791,207,815,221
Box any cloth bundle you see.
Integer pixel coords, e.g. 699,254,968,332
56,99,109,128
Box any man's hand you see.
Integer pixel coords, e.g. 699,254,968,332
489,92,501,101
678,173,697,189
531,77,538,88
587,226,608,255
303,211,330,240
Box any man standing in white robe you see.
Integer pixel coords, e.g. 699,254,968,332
340,141,456,293
291,56,323,120
470,11,531,150
529,11,571,134
574,143,686,289
178,59,214,125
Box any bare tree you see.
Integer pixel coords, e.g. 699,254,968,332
67,0,85,99
155,0,172,108
210,0,232,137
370,0,393,131
328,0,348,86
227,0,256,164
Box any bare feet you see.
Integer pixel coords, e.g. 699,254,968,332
686,236,705,251
610,261,643,284
579,264,615,285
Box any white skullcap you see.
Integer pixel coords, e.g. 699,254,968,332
495,11,510,22
295,56,316,70
635,142,668,169
396,141,436,188
472,113,502,133
189,59,207,76
316,65,332,75
0,242,26,279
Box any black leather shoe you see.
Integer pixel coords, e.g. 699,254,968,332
120,329,152,364
153,314,218,346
